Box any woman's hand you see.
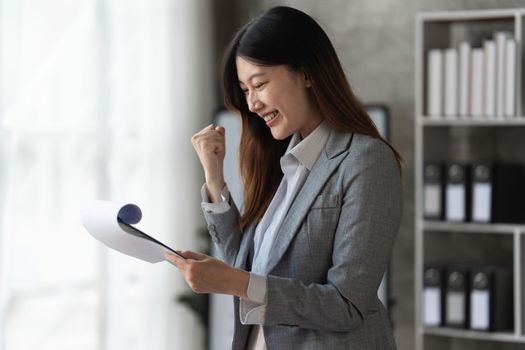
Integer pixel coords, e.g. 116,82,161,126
191,124,226,202
165,250,249,298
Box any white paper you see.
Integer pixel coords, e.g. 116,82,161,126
471,290,490,330
423,287,442,326
81,200,179,263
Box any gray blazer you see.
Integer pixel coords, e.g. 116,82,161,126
202,128,403,350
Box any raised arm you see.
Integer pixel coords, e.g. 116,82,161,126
192,123,243,264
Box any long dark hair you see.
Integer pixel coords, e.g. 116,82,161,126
221,6,402,231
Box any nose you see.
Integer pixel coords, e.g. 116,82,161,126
247,91,263,113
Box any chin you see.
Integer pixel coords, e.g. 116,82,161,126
270,128,292,140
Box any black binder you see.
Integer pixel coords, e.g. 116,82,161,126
423,163,444,220
445,163,470,222
445,266,470,328
493,164,525,223
471,163,493,223
471,163,525,223
423,265,445,326
470,266,513,331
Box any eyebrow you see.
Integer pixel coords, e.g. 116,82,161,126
238,72,266,85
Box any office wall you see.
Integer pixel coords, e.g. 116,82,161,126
214,1,525,349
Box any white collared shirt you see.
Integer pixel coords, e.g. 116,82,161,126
201,120,331,348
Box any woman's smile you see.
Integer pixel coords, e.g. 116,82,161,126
236,56,323,140
263,111,280,126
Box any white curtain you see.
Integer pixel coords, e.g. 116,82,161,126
0,0,213,349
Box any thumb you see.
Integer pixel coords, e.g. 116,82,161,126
179,250,207,261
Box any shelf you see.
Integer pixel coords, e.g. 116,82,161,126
417,8,525,22
422,221,525,234
422,327,525,343
415,7,525,350
418,117,525,127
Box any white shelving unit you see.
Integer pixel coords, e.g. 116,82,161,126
415,8,525,350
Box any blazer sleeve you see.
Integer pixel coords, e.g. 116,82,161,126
263,140,403,332
200,183,243,265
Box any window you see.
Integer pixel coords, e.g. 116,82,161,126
0,1,212,349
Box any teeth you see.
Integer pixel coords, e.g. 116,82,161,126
263,111,278,122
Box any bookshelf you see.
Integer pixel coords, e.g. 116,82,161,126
415,8,525,350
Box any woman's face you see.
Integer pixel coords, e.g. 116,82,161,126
236,56,322,140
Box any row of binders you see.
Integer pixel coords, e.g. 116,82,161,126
423,264,513,331
423,162,525,223
426,31,517,118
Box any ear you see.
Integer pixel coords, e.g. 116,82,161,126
302,70,313,88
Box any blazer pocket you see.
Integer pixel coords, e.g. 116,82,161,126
310,193,340,209
277,323,298,328
304,194,342,280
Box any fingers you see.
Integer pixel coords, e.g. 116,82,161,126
191,125,225,150
164,250,207,268
165,251,186,270
195,124,224,137
193,129,222,142
199,124,225,140
165,250,226,294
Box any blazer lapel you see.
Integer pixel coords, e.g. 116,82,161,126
234,222,256,269
263,128,354,274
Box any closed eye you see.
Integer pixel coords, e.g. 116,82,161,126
240,82,267,95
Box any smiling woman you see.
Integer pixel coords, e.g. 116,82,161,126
221,7,402,232
166,5,403,350
235,57,323,140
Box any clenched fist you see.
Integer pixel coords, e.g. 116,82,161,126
191,123,226,203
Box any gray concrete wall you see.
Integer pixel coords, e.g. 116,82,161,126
242,1,525,350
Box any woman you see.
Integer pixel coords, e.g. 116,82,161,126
165,6,403,350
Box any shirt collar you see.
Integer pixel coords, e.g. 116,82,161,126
283,120,331,171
